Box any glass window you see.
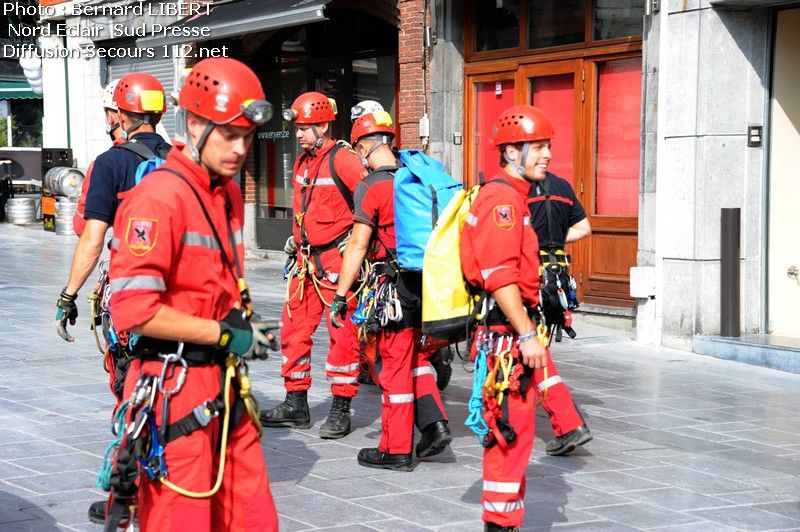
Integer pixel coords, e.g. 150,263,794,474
475,0,521,52
593,0,644,41
257,65,305,220
528,0,585,49
475,79,515,179
530,74,574,184
595,58,641,216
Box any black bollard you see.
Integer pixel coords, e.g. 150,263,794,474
720,208,740,337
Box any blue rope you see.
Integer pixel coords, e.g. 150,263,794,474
464,343,489,441
96,400,130,491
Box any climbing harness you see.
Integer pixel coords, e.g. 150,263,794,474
539,248,579,343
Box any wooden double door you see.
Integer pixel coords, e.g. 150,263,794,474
467,55,641,307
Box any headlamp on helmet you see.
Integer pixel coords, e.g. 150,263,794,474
282,108,298,122
240,99,273,126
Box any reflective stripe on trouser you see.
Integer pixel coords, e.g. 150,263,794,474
123,359,278,532
375,327,415,455
471,331,536,528
412,335,448,430
280,274,360,398
533,352,584,436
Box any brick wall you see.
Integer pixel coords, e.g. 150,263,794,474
398,0,429,151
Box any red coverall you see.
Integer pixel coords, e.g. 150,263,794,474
282,139,366,398
109,143,277,531
353,167,448,454
460,174,580,528
73,137,126,236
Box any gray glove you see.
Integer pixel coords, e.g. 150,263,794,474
218,309,280,360
284,236,297,256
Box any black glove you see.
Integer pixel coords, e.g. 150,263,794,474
329,294,348,329
218,308,280,359
56,288,78,342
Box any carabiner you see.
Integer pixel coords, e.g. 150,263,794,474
158,350,188,395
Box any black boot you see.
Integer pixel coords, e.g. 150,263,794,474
416,420,452,458
87,500,106,524
546,425,592,456
485,522,519,532
318,395,352,439
357,447,414,471
260,391,311,428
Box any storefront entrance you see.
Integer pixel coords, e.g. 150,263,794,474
463,0,643,308
252,9,398,249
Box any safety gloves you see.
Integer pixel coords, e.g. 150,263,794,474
284,236,297,255
329,294,348,329
56,288,78,342
218,308,279,360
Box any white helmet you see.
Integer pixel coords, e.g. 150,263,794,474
102,79,120,111
350,99,385,121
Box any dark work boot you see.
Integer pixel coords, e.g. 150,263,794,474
260,391,311,428
318,395,352,439
357,447,414,471
416,420,452,458
87,500,106,524
546,425,592,456
484,522,520,532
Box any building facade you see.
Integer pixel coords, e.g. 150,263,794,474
27,0,800,358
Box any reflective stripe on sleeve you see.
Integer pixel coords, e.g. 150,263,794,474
538,375,563,392
523,216,531,226
290,371,310,379
182,232,220,250
483,480,521,494
466,213,478,226
109,275,166,294
480,265,510,280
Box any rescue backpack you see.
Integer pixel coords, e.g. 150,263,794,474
420,184,484,342
394,150,462,271
113,140,170,185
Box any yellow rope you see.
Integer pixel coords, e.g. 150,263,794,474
158,356,235,498
87,288,105,356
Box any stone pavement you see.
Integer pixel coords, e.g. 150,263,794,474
1,222,800,531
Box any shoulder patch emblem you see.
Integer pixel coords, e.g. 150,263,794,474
126,218,159,256
493,205,515,229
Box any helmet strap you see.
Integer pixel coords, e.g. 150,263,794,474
503,142,530,179
189,122,215,164
106,122,120,138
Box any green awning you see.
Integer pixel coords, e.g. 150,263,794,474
0,81,41,100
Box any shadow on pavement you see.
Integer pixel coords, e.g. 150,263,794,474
0,490,60,532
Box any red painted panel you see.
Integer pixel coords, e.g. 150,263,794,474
596,58,641,216
531,74,574,185
475,79,515,180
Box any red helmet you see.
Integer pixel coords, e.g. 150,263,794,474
114,73,165,114
350,110,395,145
492,105,555,146
178,58,272,127
283,92,337,124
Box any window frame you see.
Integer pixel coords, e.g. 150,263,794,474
464,0,643,63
